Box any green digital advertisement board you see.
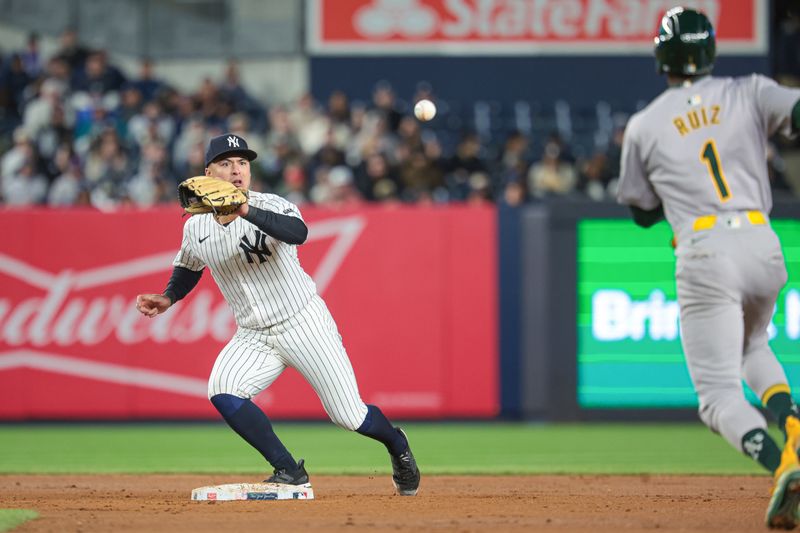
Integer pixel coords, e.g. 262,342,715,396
578,219,800,408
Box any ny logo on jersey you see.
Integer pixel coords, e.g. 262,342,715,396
227,136,240,148
239,230,271,264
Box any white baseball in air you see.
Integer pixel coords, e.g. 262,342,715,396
414,99,437,121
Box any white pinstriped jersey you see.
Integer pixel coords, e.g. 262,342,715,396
173,192,317,329
178,192,370,429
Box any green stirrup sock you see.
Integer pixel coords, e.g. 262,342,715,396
764,390,800,439
742,428,782,473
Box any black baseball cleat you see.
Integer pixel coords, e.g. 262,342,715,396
391,428,420,496
265,459,310,485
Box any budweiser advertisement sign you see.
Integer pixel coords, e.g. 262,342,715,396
0,206,498,420
307,0,765,55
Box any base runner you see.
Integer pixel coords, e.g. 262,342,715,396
616,7,800,528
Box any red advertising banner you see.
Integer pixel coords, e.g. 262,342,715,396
0,205,498,420
307,0,765,55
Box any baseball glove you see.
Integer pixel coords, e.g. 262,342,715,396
178,176,249,216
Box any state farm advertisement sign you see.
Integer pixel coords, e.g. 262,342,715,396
0,205,498,420
307,0,765,55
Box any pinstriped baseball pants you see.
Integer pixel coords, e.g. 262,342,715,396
208,294,369,431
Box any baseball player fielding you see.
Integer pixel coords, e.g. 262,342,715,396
136,133,420,498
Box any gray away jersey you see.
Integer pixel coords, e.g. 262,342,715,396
173,191,316,329
617,74,800,234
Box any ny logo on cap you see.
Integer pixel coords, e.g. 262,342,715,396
227,136,240,148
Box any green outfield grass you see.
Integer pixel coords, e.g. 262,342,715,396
0,422,776,476
0,510,37,532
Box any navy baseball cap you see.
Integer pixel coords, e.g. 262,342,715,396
205,133,258,167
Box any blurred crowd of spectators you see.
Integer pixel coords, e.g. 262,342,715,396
0,26,798,210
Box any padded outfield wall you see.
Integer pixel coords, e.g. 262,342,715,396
2,202,798,421
0,206,498,420
499,199,800,421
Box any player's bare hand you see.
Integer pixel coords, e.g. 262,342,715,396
136,294,171,318
235,202,249,217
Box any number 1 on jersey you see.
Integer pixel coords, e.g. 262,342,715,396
700,139,732,202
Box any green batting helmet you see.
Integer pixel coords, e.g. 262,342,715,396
654,7,716,76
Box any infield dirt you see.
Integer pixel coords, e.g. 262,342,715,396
1,474,774,532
